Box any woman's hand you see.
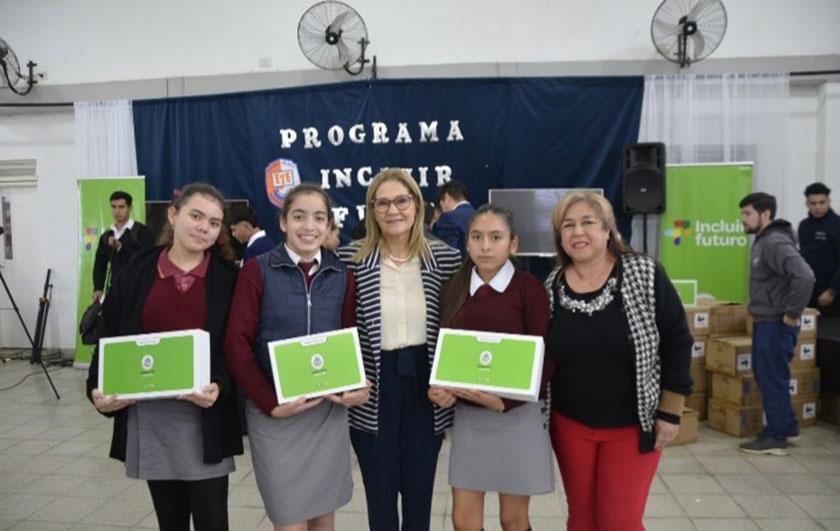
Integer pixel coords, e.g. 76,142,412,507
654,419,680,450
327,380,372,407
178,383,220,409
428,387,457,408
450,388,505,412
270,397,325,418
91,388,135,413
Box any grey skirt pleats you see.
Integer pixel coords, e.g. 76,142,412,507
449,400,555,496
246,399,353,525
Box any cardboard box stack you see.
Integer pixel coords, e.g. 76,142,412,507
703,306,820,437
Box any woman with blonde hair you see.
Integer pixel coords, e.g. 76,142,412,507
545,191,693,531
338,168,461,531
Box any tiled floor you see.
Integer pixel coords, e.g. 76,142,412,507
1,356,839,530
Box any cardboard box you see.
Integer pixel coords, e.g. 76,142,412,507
792,396,818,428
706,336,753,376
670,407,699,446
800,308,819,339
711,373,762,407
709,303,748,336
746,308,818,338
684,392,708,420
790,339,817,369
707,400,763,438
98,329,210,400
818,393,840,424
690,337,707,367
431,328,544,401
267,327,366,403
789,367,821,397
690,365,708,393
684,306,711,337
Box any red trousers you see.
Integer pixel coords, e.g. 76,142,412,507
550,412,661,531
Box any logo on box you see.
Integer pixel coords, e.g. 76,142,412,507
141,355,154,372
311,354,324,370
479,351,493,366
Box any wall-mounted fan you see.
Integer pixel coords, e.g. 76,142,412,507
651,0,727,68
0,36,37,95
297,1,376,77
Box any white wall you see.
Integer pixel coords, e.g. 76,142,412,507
1,0,838,86
0,111,76,352
0,1,837,352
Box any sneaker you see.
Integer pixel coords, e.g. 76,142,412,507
739,435,788,456
787,427,801,446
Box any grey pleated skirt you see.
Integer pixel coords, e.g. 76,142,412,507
246,399,353,525
125,400,235,481
449,400,555,496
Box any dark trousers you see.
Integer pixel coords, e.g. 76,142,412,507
147,476,229,531
351,345,443,531
752,320,799,441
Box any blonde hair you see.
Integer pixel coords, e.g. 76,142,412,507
352,168,429,262
551,191,628,266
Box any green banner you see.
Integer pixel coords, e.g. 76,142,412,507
75,177,146,367
660,164,753,303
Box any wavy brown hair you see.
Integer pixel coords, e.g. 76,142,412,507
440,204,516,328
157,182,235,260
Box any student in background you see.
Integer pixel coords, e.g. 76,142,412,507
92,190,155,301
87,183,243,531
229,204,276,263
224,182,369,531
432,180,475,259
430,204,555,531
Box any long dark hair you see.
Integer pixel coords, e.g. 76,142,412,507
440,204,516,328
157,182,235,260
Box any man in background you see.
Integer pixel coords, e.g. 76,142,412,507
92,191,155,301
798,182,840,315
739,192,814,456
230,204,276,263
432,180,475,258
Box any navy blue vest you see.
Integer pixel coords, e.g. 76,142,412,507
253,246,347,383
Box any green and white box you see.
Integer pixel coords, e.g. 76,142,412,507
267,327,365,403
98,329,210,400
431,328,544,402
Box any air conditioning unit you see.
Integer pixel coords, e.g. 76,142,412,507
0,159,37,186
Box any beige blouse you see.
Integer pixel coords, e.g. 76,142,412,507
379,254,427,350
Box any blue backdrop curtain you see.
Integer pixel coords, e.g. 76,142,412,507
133,76,643,244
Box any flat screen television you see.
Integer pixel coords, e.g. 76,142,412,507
487,188,603,257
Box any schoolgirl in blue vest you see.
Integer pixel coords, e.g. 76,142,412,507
224,182,369,531
431,204,555,531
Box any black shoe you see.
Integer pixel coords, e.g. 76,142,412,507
739,435,788,456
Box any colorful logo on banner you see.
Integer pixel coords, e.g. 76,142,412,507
659,164,753,302
265,158,301,209
664,220,691,245
83,227,100,251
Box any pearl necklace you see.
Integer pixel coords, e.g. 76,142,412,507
388,254,412,263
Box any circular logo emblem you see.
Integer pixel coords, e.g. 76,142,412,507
141,354,154,371
479,351,492,366
311,354,325,370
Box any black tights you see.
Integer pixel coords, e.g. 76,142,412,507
147,476,229,531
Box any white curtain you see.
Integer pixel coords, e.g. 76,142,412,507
632,73,790,257
74,100,138,178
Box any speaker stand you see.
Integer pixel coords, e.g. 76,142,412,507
642,213,648,256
